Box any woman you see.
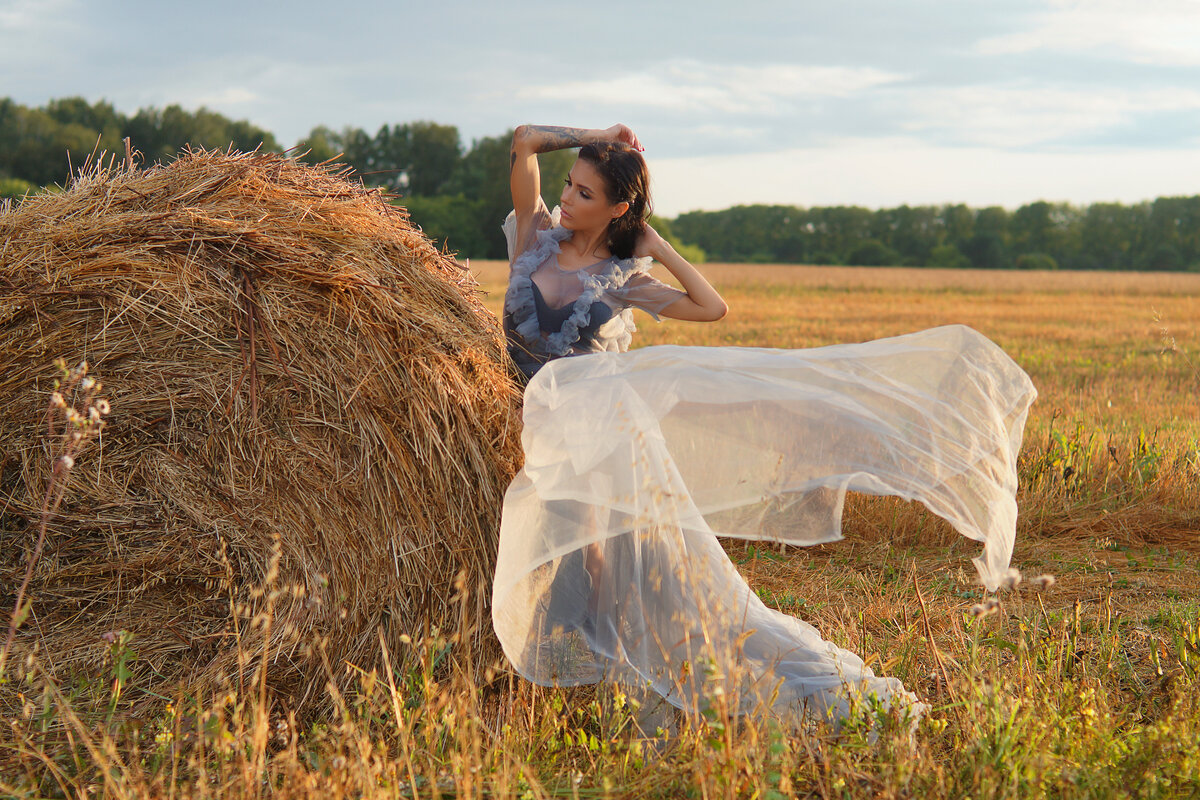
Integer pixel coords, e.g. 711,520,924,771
492,124,1036,730
502,123,726,382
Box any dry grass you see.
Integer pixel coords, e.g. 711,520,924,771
1,252,1198,797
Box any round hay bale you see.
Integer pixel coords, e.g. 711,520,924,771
0,149,523,710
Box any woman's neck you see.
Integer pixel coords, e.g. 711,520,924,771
561,227,610,262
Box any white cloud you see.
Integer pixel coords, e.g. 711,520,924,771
517,60,905,115
192,87,259,107
901,84,1200,147
977,0,1200,66
0,0,75,29
648,137,1200,216
7,0,1200,211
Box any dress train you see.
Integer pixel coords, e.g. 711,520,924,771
492,325,1036,724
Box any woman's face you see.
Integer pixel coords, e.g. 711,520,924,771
559,157,628,233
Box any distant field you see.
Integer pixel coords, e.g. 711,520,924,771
469,260,1200,442
468,260,1200,296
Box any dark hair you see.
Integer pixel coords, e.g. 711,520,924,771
577,141,652,260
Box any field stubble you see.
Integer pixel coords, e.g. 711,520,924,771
4,263,1199,798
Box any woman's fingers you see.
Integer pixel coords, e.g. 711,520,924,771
609,124,644,151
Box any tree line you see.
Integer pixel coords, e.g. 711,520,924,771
672,200,1200,271
0,96,586,259
4,97,1200,270
0,97,280,189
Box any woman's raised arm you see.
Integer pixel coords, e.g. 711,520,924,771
509,124,642,249
635,225,728,323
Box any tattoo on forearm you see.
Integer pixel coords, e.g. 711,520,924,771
511,125,588,175
529,125,588,154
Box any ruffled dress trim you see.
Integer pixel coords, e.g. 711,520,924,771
503,224,655,358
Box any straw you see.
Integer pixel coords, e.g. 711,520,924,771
0,148,523,711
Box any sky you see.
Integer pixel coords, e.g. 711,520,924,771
4,0,1200,216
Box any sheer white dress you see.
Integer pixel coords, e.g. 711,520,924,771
493,203,1037,725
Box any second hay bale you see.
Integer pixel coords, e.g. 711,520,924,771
0,149,523,708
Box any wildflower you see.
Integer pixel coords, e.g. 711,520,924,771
1032,574,1057,590
58,454,75,471
969,597,1002,618
81,377,95,390
1000,567,1022,590
89,407,102,423
96,399,111,415
50,391,66,408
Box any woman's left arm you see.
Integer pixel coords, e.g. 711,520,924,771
635,225,728,322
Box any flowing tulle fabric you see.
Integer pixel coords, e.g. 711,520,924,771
492,325,1036,723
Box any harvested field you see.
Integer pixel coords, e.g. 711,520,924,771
472,259,1200,441
472,259,1200,295
2,248,1198,797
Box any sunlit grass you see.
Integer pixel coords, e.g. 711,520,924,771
3,263,1198,798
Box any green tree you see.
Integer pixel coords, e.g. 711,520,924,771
964,206,1012,268
0,176,35,200
294,125,343,163
648,214,706,264
405,121,461,196
353,121,461,193
974,206,1011,238
873,205,940,265
124,104,279,163
672,209,729,259
1139,196,1200,270
927,243,970,268
1014,252,1058,270
672,205,797,262
962,232,1009,269
0,104,105,185
46,97,123,141
938,203,975,246
1079,202,1143,271
401,194,490,258
811,206,874,263
846,239,900,266
1011,201,1078,265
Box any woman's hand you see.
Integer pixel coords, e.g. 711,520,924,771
633,221,669,261
634,222,729,322
604,124,643,151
